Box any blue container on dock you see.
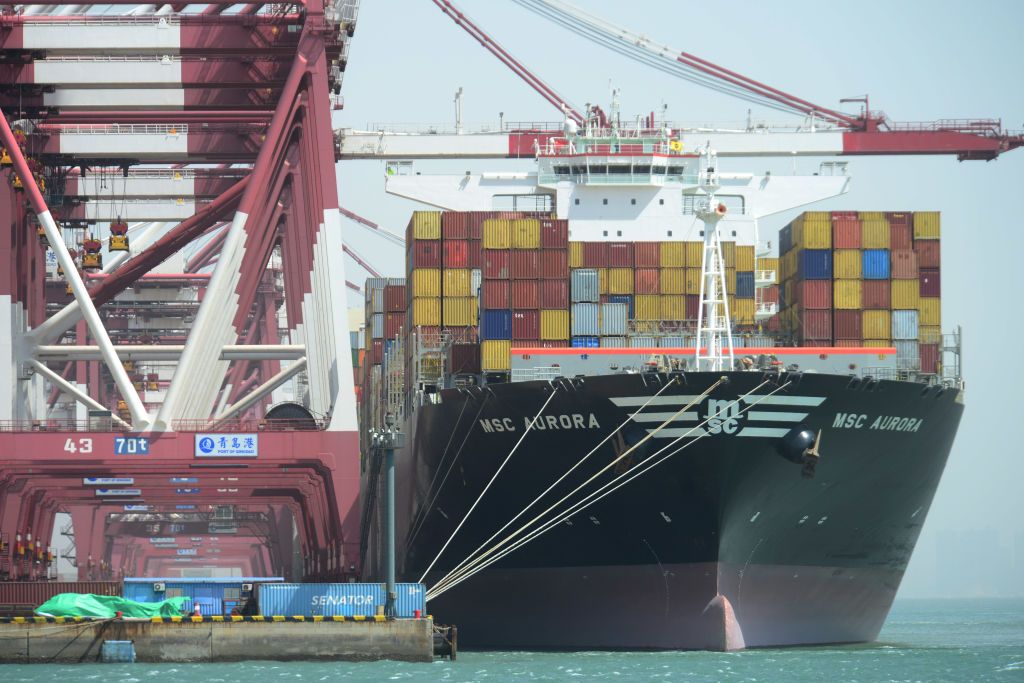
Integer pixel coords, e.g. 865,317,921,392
862,249,891,279
481,309,512,340
101,641,136,663
735,271,755,298
256,583,426,618
570,336,600,348
123,577,283,617
796,249,832,280
607,294,634,319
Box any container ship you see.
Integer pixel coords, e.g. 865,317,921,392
356,117,963,650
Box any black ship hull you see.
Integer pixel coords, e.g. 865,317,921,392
362,371,963,649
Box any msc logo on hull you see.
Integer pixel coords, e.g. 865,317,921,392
609,393,827,439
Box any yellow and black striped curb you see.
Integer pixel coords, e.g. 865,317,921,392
0,615,432,624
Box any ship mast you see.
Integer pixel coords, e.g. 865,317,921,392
694,147,735,371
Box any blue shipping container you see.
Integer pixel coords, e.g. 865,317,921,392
570,269,599,303
735,271,755,298
571,303,600,336
571,336,600,348
123,577,283,617
779,224,793,255
796,249,832,280
607,294,634,319
862,249,891,279
257,583,426,618
481,309,512,340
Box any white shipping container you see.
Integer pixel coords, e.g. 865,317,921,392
891,309,919,341
571,303,600,336
371,313,384,339
600,303,629,335
470,269,482,296
600,336,627,347
629,336,659,348
571,269,600,303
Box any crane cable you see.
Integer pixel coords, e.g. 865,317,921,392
416,384,560,584
427,374,722,595
428,379,790,600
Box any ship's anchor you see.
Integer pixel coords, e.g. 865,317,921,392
801,430,822,479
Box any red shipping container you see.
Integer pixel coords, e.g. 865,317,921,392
890,249,918,279
443,240,469,268
890,223,912,250
539,340,567,348
831,210,858,219
449,342,481,374
0,582,123,616
371,339,383,365
540,280,569,309
834,339,863,348
512,310,540,340
539,249,569,279
409,240,441,268
412,325,442,338
861,280,891,309
764,313,781,332
634,242,661,267
442,212,469,240
511,279,539,308
384,284,406,312
483,250,510,279
761,285,779,304
582,242,608,267
467,239,483,269
832,218,861,249
914,240,940,268
634,268,660,294
608,242,634,267
920,268,941,296
511,250,539,279
794,280,832,309
885,211,912,226
384,312,404,339
540,218,569,248
513,339,540,350
482,280,510,309
685,294,700,320
833,310,863,340
799,308,832,340
919,342,940,374
446,326,478,343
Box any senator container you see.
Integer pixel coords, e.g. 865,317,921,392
571,303,600,336
570,268,599,303
861,249,891,280
256,583,426,619
481,309,513,340
600,303,628,335
891,309,920,340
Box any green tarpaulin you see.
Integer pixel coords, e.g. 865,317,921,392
35,593,190,618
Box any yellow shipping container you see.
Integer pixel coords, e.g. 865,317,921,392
794,218,832,249
411,268,441,298
725,267,736,295
736,245,755,272
756,256,779,277
834,279,863,309
411,297,441,326
862,310,891,339
803,211,831,221
659,294,686,321
833,249,862,279
410,211,441,240
919,297,941,326
684,241,703,268
891,279,920,309
721,241,736,268
863,339,893,348
481,340,511,371
660,268,685,295
569,242,583,268
861,219,891,249
661,242,686,268
913,211,941,239
858,211,885,221
540,309,569,340
733,298,755,325
597,268,608,295
919,325,942,343
608,267,634,294
685,268,702,295
511,218,540,249
635,294,660,320
442,297,476,327
443,268,471,297
482,218,511,249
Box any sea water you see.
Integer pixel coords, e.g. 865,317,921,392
2,599,1021,682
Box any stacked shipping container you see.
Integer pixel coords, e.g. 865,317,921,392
779,210,942,373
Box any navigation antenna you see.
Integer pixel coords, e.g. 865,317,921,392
694,146,735,372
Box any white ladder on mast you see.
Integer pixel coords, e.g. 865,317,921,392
694,147,735,372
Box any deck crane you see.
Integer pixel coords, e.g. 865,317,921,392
336,0,1023,161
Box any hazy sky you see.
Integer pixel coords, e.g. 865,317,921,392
334,0,1024,597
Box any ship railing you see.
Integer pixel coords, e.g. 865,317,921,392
171,418,326,432
0,419,125,433
53,124,190,136
511,367,566,383
755,270,777,285
3,14,183,26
